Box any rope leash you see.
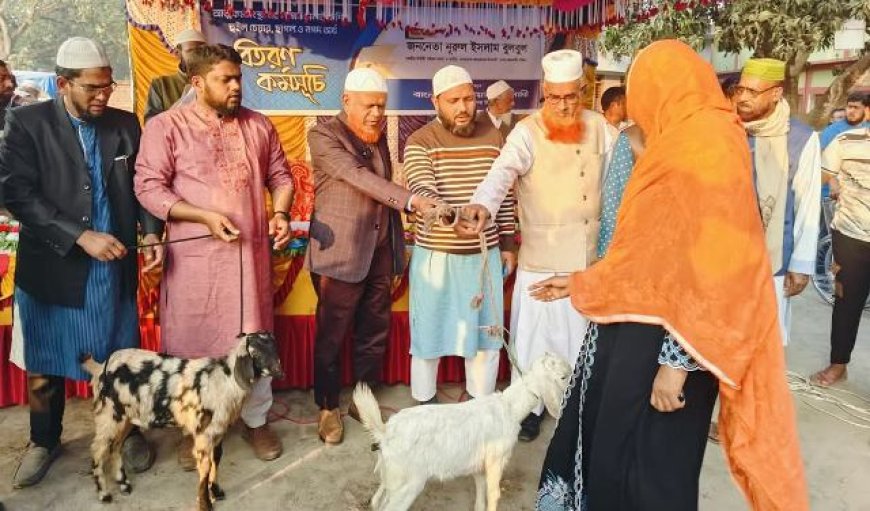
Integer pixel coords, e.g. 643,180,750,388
419,205,523,376
787,371,870,430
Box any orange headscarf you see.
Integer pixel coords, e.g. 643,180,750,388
568,40,808,510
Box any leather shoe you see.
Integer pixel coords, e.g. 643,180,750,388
318,409,344,444
243,424,283,461
122,429,155,473
518,413,543,442
177,434,196,471
12,444,60,488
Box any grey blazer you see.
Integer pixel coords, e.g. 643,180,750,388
306,114,413,282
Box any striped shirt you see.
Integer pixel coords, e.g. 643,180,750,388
823,127,870,242
404,119,516,254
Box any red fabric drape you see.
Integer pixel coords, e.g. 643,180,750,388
0,311,513,407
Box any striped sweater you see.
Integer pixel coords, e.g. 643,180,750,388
404,119,516,254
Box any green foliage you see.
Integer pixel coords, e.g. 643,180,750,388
716,0,868,59
603,0,868,60
603,0,719,57
0,0,130,78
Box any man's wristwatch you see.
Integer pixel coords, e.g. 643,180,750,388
273,210,290,220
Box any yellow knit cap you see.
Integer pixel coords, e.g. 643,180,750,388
741,58,786,82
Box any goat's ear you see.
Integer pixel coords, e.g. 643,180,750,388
234,353,256,387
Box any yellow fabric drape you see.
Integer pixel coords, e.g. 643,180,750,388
129,24,181,125
269,116,308,162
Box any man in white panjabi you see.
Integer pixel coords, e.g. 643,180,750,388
459,49,608,441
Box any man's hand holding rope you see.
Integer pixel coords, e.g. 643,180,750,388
454,203,490,238
141,233,165,272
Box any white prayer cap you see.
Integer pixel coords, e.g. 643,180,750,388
56,37,110,69
432,65,473,97
541,49,584,84
486,80,512,100
344,68,388,93
174,29,207,46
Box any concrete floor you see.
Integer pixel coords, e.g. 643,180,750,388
0,292,868,511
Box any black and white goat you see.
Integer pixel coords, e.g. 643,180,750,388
81,331,283,511
353,352,572,511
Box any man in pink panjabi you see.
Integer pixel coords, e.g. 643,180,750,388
135,44,294,465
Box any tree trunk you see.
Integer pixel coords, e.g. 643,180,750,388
785,51,810,119
806,52,870,129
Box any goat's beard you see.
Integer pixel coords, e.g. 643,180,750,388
347,120,383,144
542,107,585,144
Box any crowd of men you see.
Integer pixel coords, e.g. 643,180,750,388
0,28,867,510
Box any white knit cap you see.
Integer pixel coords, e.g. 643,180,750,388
174,28,207,46
56,37,110,69
344,68,388,93
432,65,473,97
486,80,512,100
541,49,584,84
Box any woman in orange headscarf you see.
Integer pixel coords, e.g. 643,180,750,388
533,40,808,511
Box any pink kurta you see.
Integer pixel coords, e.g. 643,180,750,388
135,103,292,358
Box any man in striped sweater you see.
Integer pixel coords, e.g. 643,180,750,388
404,65,517,405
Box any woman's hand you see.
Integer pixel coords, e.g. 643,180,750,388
650,365,688,413
528,276,570,302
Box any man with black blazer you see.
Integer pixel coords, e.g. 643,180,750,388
306,68,438,444
0,37,163,488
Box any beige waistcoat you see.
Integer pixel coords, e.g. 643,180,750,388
517,110,606,272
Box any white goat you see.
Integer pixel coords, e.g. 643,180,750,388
353,352,572,511
81,331,283,511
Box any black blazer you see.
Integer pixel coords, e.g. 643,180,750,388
0,98,163,307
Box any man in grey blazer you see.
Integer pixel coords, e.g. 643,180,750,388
306,68,437,444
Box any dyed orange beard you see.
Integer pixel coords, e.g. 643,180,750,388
542,107,585,143
347,121,383,144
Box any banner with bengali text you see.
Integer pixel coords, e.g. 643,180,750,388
202,9,543,114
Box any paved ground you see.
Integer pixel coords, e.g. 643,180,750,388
0,291,868,511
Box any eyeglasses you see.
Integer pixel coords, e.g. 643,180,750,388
732,85,778,99
545,93,581,105
544,85,587,106
70,81,117,96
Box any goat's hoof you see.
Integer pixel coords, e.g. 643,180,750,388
211,483,226,500
119,482,132,494
197,500,214,511
99,494,113,503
